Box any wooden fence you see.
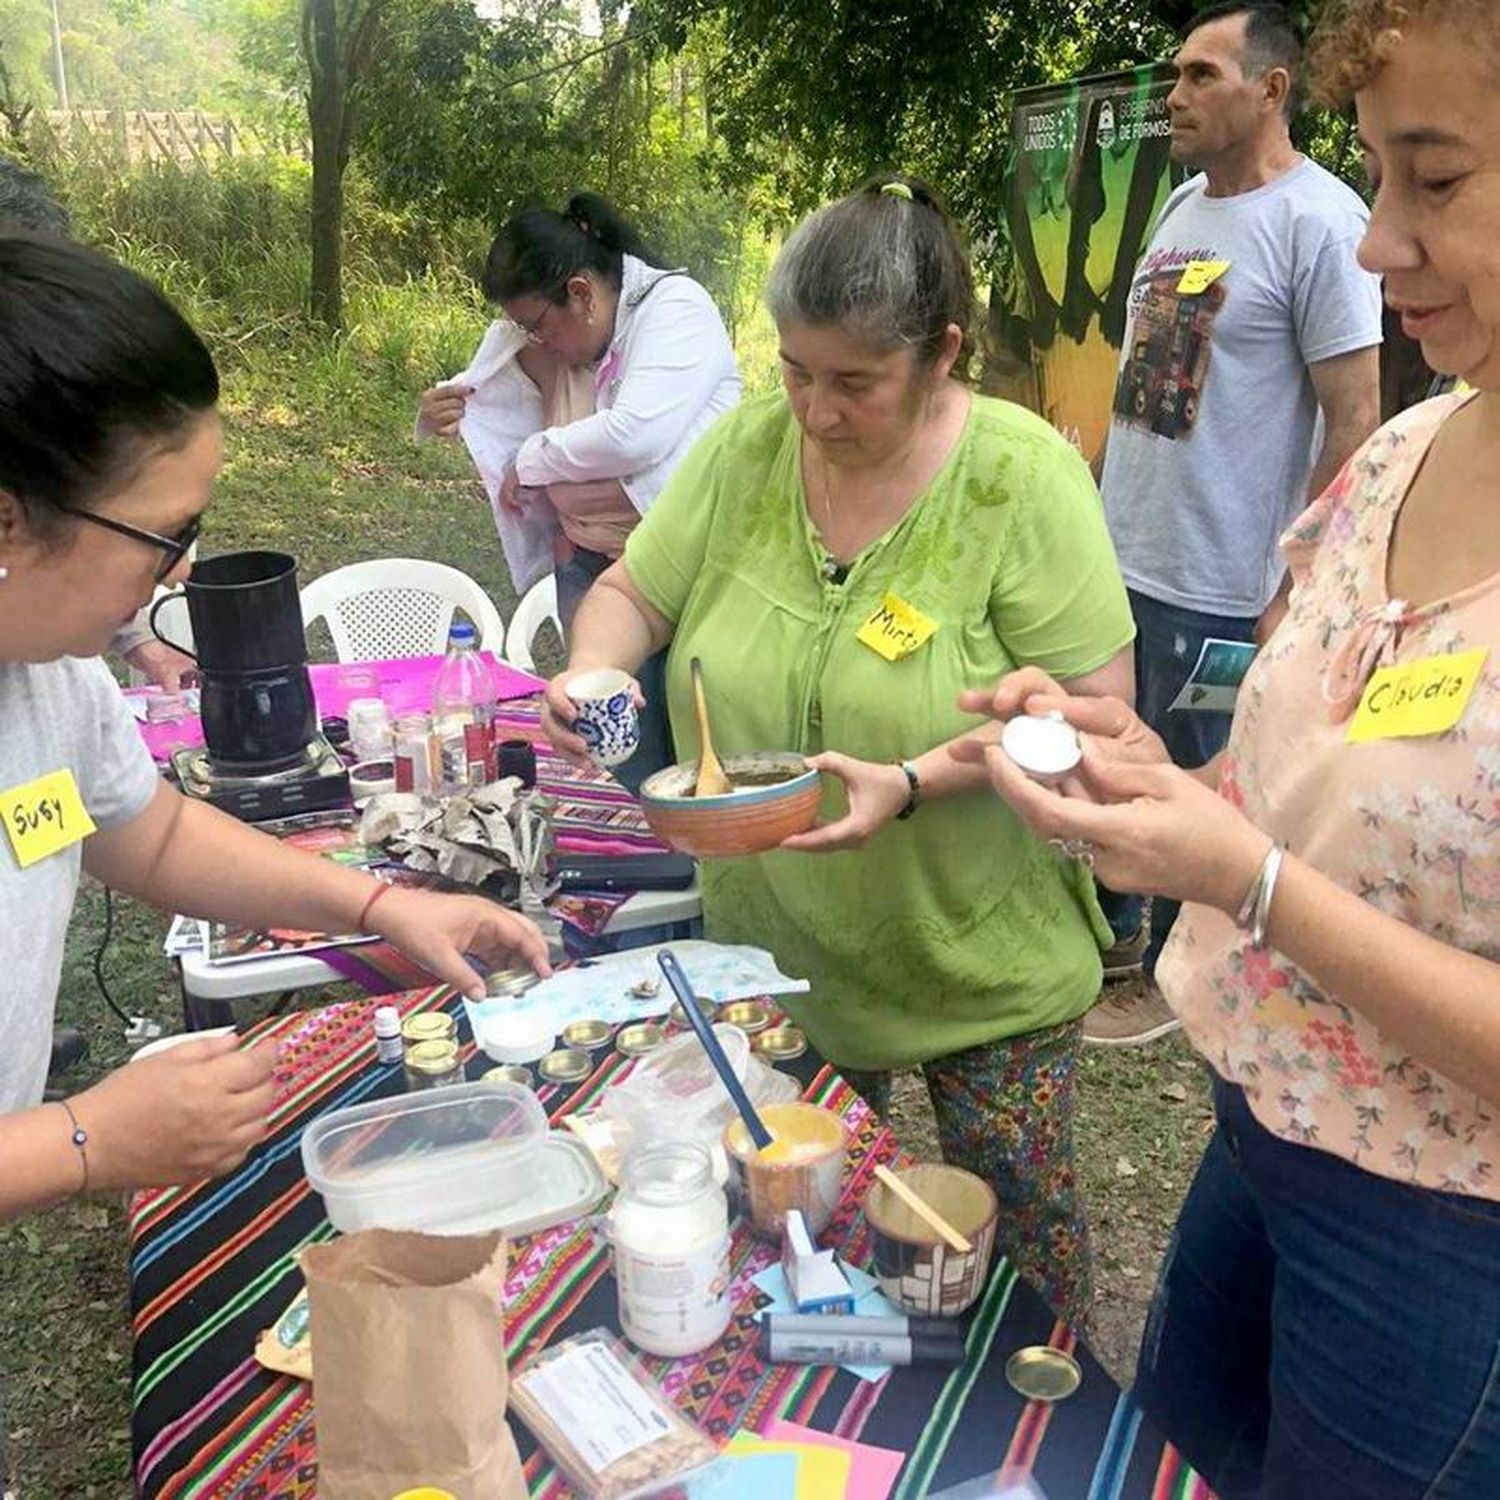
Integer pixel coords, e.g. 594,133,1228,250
25,109,309,164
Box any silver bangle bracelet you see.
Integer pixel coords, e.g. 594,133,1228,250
1251,843,1286,951
1233,842,1273,930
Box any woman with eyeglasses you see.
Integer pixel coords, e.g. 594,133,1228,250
0,233,550,1222
417,193,740,789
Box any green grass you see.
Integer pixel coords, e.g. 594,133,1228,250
0,271,1205,1496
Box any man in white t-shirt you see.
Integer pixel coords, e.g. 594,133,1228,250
1090,2,1383,1045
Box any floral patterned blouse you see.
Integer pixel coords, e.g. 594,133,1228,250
1160,392,1500,1197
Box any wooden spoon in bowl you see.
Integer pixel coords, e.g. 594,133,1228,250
689,656,734,798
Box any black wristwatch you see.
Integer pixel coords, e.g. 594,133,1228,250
895,760,921,820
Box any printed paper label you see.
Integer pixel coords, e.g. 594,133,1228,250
517,1340,674,1475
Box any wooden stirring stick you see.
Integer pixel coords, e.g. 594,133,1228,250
690,656,734,798
874,1164,973,1253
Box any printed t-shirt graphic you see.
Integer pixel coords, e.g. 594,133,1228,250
1112,246,1227,441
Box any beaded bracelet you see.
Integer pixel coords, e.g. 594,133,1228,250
59,1099,89,1192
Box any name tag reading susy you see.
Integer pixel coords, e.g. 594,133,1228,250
856,593,938,662
1,769,97,868
1346,648,1489,744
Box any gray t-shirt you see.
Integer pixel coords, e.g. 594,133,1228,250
1100,158,1382,617
1,657,158,1114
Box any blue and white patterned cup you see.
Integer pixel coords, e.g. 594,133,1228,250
565,667,641,769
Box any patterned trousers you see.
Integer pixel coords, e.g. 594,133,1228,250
841,1017,1094,1329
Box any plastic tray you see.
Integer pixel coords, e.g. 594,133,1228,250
302,1079,586,1235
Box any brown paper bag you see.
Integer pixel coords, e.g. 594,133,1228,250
303,1229,526,1500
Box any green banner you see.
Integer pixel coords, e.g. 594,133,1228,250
991,64,1185,464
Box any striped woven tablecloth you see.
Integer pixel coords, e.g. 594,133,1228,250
128,990,1211,1499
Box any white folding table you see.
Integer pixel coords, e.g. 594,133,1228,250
176,879,702,1028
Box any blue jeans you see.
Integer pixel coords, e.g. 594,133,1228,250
555,546,675,797
1099,589,1257,969
1135,1077,1500,1499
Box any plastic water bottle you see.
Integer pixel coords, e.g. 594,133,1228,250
430,621,496,794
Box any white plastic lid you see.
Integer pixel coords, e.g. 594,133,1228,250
478,1010,556,1065
1001,711,1081,779
373,1005,400,1036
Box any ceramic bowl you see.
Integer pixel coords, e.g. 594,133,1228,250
639,751,821,857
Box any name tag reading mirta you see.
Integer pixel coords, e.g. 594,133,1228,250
1346,648,1489,744
856,593,938,662
1,768,96,868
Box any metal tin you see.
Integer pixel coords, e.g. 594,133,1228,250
562,1018,614,1051
754,1024,807,1061
669,995,719,1028
404,1038,464,1089
480,1064,534,1089
486,966,541,1000
615,1022,667,1058
719,1000,771,1035
400,1011,456,1050
1005,1346,1081,1403
538,1047,593,1085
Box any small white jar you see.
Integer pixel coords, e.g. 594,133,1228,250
1001,710,1082,785
609,1141,731,1357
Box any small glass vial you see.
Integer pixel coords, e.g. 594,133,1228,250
609,1141,731,1358
393,712,434,795
373,1005,402,1065
404,1038,464,1090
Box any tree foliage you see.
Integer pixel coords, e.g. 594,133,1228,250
357,0,753,313
632,0,1342,255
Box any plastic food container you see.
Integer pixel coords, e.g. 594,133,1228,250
597,1024,798,1181
301,1080,608,1236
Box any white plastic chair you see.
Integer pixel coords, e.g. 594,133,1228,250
503,574,563,672
300,559,507,662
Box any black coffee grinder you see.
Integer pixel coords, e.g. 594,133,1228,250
152,550,350,820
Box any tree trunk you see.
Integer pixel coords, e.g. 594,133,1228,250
305,0,346,329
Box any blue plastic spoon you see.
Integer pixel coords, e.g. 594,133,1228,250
657,948,774,1150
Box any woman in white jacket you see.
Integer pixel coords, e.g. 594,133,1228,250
418,194,741,789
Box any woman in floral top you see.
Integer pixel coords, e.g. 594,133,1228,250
969,3,1500,1494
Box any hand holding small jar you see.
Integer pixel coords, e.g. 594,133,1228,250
954,667,1270,916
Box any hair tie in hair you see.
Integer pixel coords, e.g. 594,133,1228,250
880,181,914,201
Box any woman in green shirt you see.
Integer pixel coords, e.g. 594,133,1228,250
543,177,1134,1323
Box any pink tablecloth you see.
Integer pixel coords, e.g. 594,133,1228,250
129,652,542,763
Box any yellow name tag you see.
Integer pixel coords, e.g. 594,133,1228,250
855,593,939,662
1176,259,1231,295
1346,648,1489,744
1,769,96,869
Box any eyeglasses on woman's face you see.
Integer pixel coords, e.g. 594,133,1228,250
61,506,202,582
508,297,562,345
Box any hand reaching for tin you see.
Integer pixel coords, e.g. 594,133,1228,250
365,887,552,1000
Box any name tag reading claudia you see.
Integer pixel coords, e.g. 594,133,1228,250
1346,648,1489,744
856,593,938,662
1,769,96,868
